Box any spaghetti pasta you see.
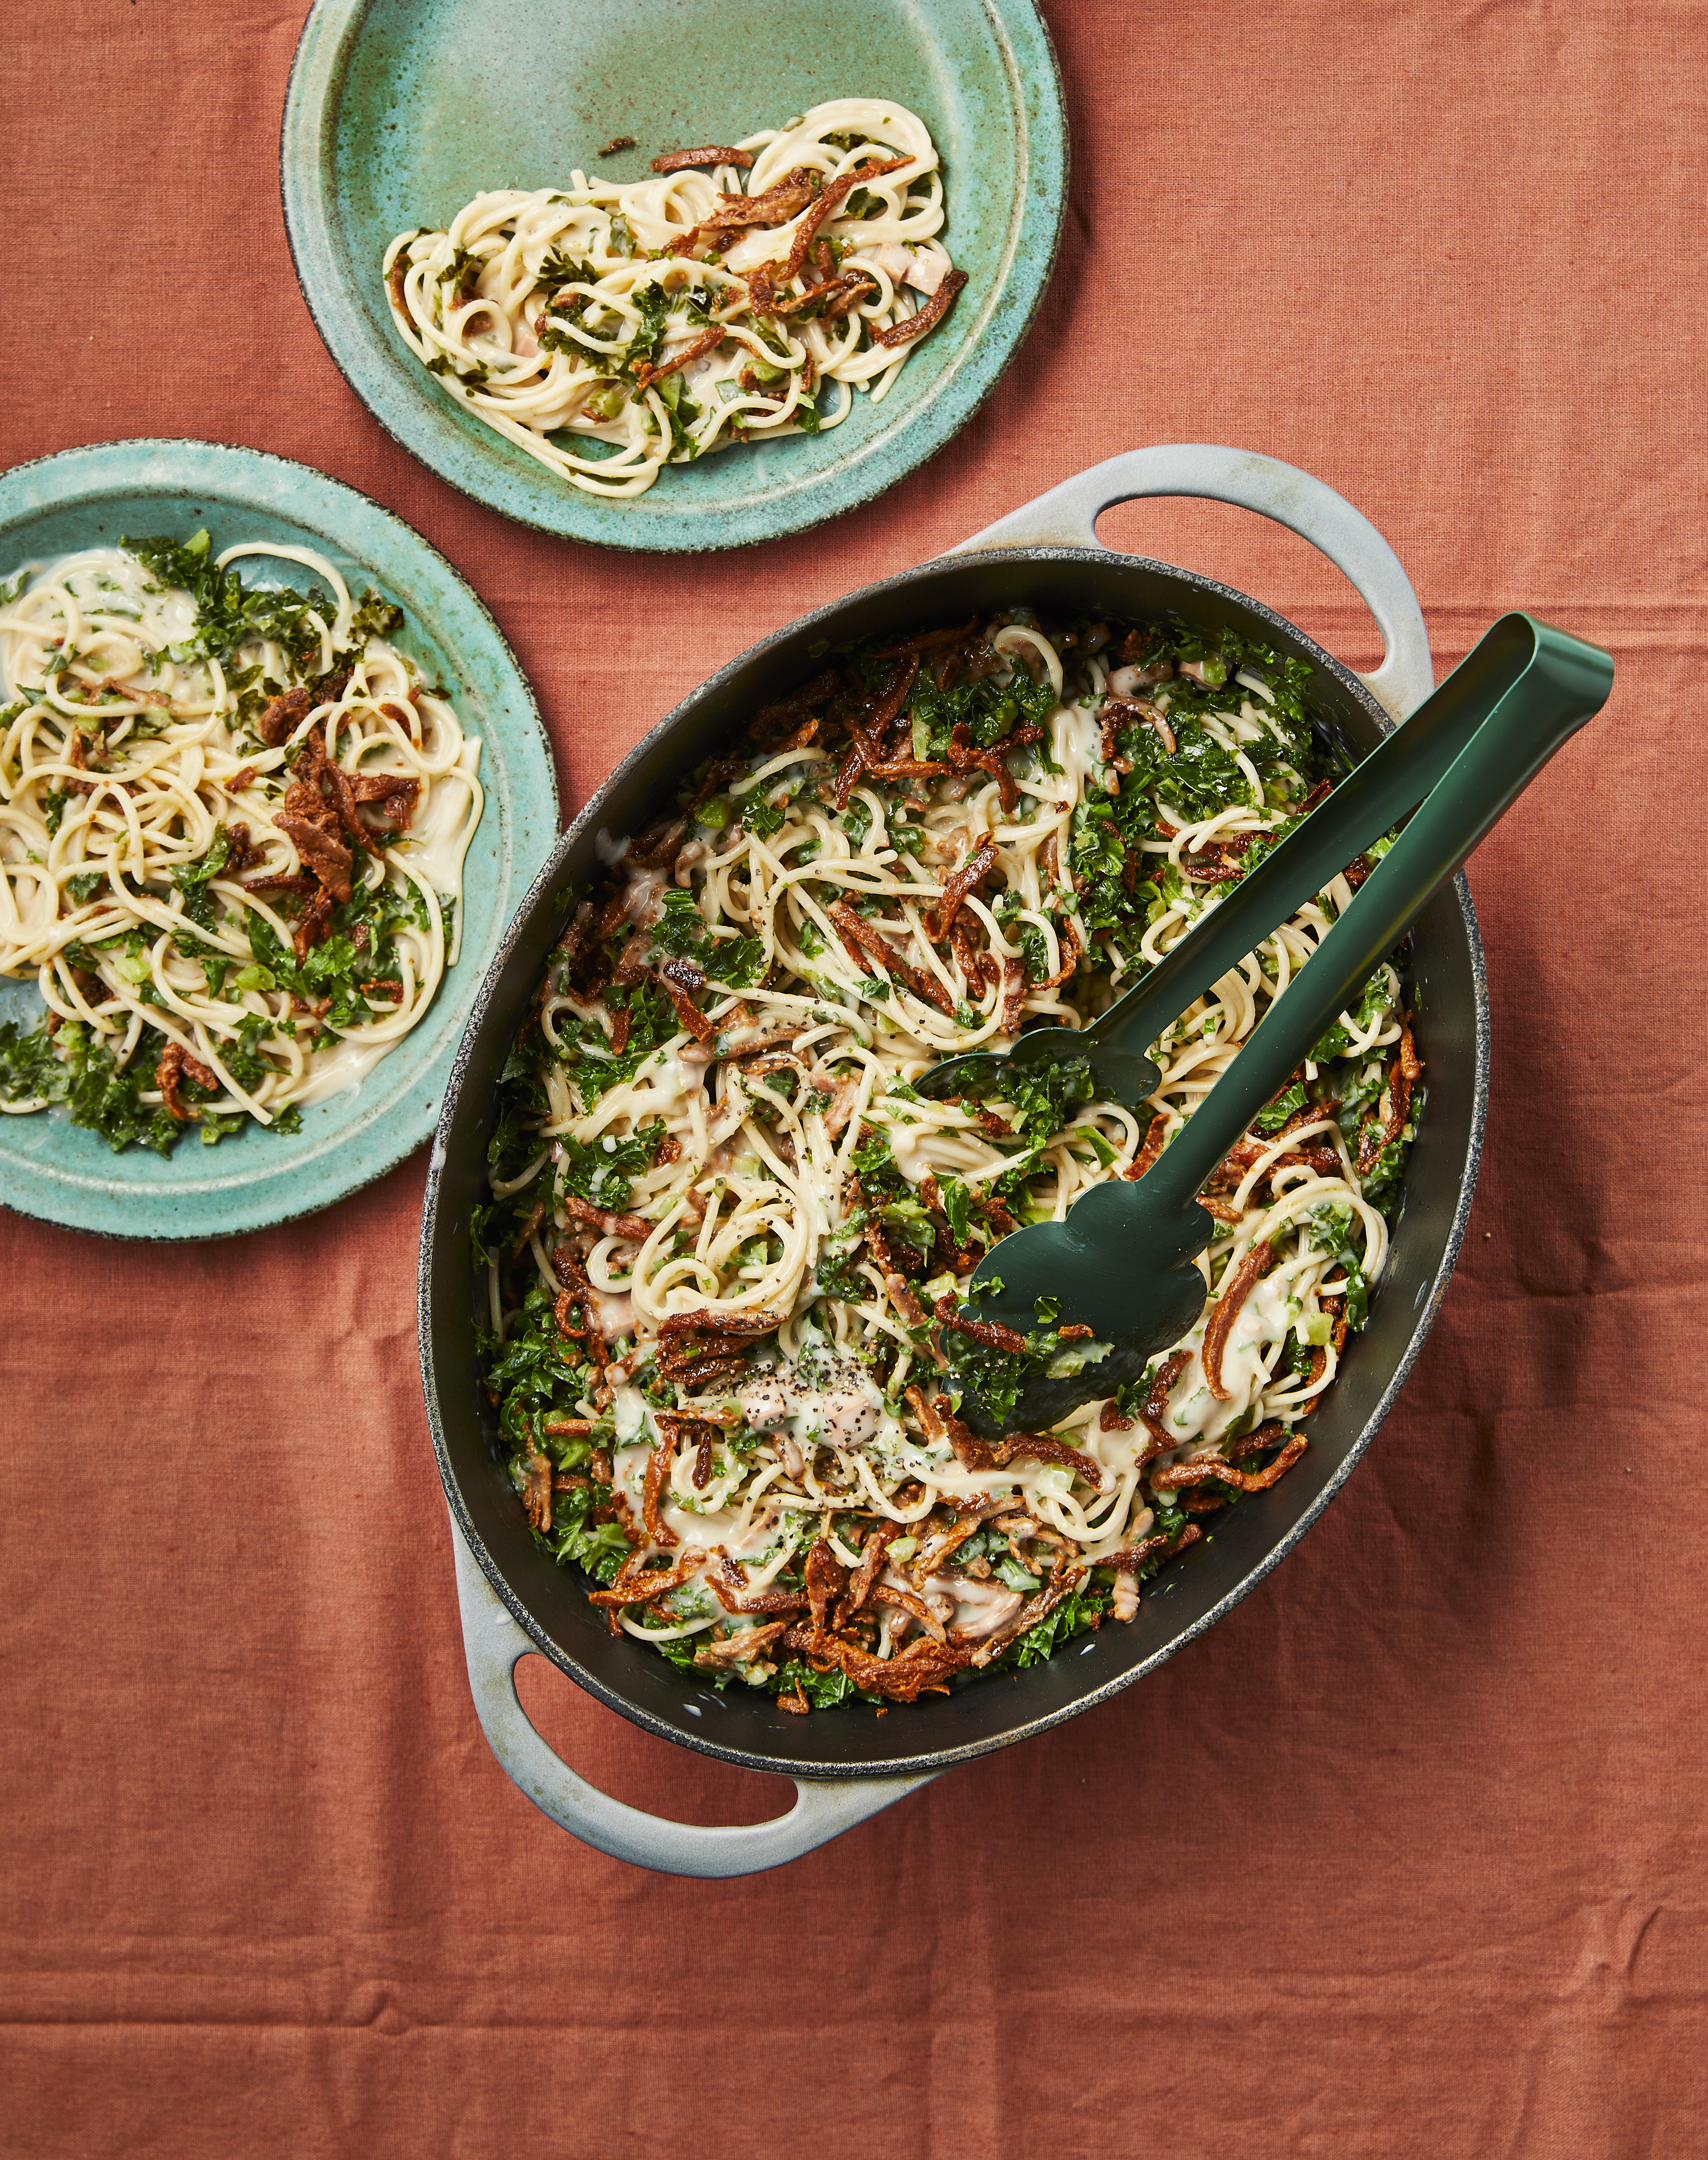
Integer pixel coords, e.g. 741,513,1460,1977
383,98,964,498
0,533,484,1152
477,611,1421,1709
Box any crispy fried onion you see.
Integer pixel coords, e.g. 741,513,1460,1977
908,1388,1111,1494
827,900,953,1015
925,837,995,943
1149,1423,1307,1495
706,1548,806,1615
871,267,968,347
694,1620,788,1669
656,1308,783,1388
562,1192,652,1244
1201,1239,1278,1401
586,1548,706,1628
155,1041,220,1122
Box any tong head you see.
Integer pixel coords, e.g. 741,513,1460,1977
912,1025,1163,1118
944,1178,1218,1440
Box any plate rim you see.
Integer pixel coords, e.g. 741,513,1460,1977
278,0,1068,554
0,434,559,1243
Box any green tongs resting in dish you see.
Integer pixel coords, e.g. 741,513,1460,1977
917,614,1614,1436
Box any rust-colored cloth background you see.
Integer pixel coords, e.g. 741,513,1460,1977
3,3,1702,2154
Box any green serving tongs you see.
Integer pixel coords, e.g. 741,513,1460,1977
926,614,1614,1437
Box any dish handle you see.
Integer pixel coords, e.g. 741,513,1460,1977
948,443,1433,721
449,1512,937,1878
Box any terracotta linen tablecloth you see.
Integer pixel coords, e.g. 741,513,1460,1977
3,3,1702,2153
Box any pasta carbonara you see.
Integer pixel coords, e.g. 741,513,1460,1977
384,99,964,498
476,609,1422,1710
0,533,484,1153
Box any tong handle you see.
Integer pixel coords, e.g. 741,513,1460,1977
1140,614,1613,1209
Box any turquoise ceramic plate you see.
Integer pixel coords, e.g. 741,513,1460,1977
0,440,558,1241
280,0,1066,551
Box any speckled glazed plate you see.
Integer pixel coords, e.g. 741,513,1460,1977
280,0,1066,551
0,440,557,1241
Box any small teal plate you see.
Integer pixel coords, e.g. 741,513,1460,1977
0,440,558,1241
280,0,1066,551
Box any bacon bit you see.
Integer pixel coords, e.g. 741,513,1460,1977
154,1041,220,1122
778,1680,812,1713
933,1294,1029,1356
826,900,953,1015
388,251,411,312
562,1192,651,1244
634,321,725,389
1139,1349,1192,1449
707,1549,806,1616
586,1548,705,1608
607,1008,632,1057
872,266,967,347
227,765,256,794
256,685,311,747
1151,1424,1307,1495
1201,1240,1280,1402
1099,1398,1134,1432
652,1133,682,1167
925,838,995,943
544,1417,594,1437
359,978,403,1002
552,1287,587,1342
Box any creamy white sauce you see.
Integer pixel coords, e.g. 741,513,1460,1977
738,1353,882,1451
400,733,483,895
292,1031,396,1105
